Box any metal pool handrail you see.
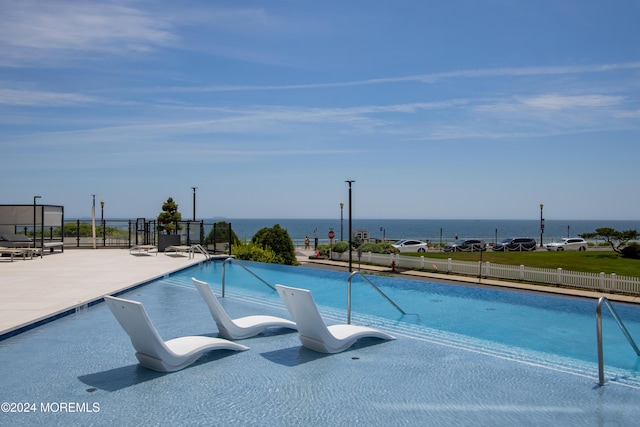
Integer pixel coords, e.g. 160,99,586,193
221,258,275,297
596,296,640,386
347,271,406,324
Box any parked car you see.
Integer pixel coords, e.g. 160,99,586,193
546,238,588,251
444,239,486,252
492,237,537,251
391,239,428,252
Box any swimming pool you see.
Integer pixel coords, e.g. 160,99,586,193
188,260,640,376
2,260,640,426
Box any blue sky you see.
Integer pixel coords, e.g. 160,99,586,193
1,0,639,220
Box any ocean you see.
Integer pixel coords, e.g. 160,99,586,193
208,218,640,246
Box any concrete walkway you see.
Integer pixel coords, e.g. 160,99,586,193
0,248,209,337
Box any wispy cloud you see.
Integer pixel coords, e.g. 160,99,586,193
158,62,640,93
0,88,98,106
0,1,177,66
520,94,625,110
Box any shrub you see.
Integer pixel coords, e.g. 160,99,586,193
359,242,397,254
251,224,297,265
621,242,640,259
157,197,183,235
204,221,239,246
331,241,350,253
232,242,279,263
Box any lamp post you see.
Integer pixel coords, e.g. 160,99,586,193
191,187,197,221
92,195,96,249
33,196,41,248
539,203,544,248
101,200,105,246
340,202,344,241
345,180,355,272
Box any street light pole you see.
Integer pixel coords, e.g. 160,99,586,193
340,202,344,241
345,180,355,272
92,195,96,249
101,200,105,246
191,187,197,221
539,203,544,248
33,195,41,248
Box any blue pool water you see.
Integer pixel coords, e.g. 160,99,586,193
186,260,640,375
3,260,640,426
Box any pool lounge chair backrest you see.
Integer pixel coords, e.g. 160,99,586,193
192,277,297,340
192,278,237,337
275,284,339,348
104,296,173,361
276,284,395,353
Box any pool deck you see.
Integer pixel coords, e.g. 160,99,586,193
1,248,638,338
0,248,210,337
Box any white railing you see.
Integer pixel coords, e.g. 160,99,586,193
330,251,640,296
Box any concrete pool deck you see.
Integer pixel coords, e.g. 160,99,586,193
1,248,638,338
0,248,210,337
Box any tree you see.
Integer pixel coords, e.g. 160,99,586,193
580,227,639,254
157,197,183,235
251,224,297,265
204,221,239,246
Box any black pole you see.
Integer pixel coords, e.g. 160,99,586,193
340,202,344,242
33,196,41,248
192,187,197,221
345,180,355,272
540,203,544,247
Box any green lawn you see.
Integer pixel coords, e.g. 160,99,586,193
403,250,640,277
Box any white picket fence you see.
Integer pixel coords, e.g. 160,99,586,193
331,251,640,296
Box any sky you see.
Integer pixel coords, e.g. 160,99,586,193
1,0,640,221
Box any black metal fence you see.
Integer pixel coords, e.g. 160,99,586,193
56,219,232,251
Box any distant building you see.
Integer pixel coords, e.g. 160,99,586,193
352,229,370,242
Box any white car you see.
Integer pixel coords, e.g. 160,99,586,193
546,238,588,251
392,239,428,252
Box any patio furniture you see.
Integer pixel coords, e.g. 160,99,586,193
104,295,248,372
192,278,296,340
275,284,395,354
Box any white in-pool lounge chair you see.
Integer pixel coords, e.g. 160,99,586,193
104,295,248,372
275,284,395,354
192,278,297,340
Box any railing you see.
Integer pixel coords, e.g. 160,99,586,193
220,258,275,297
596,296,640,386
347,271,406,324
331,251,640,296
190,244,211,260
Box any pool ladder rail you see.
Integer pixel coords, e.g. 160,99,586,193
347,271,406,324
191,244,211,260
596,296,640,386
221,258,275,297
219,259,406,324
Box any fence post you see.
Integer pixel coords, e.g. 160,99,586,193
420,256,424,270
447,258,452,273
485,261,490,277
520,265,525,281
600,272,606,291
611,273,617,293
557,268,562,285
